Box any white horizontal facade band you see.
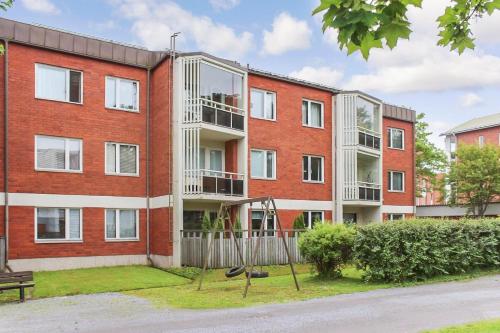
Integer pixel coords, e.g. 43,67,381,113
271,199,333,211
381,205,415,214
0,192,173,209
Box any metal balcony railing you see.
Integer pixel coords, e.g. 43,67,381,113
184,169,244,197
184,98,244,131
357,127,381,150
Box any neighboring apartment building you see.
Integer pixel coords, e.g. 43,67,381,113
0,18,416,271
417,113,500,218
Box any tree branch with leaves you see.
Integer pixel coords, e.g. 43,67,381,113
313,0,500,59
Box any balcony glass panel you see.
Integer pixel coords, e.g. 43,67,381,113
200,62,243,109
357,97,380,133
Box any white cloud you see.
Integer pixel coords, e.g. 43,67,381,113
209,0,240,11
428,120,451,150
460,93,483,107
21,0,60,15
289,66,343,87
322,28,338,46
111,0,253,58
89,20,117,32
344,0,500,93
262,12,312,55
472,12,500,45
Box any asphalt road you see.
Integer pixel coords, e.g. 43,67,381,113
1,275,499,333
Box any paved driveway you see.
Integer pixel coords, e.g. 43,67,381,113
1,275,499,333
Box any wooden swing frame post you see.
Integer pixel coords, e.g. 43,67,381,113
196,196,300,297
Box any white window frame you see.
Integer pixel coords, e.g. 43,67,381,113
250,88,276,121
303,211,324,229
34,207,83,243
388,171,405,192
105,76,140,112
105,142,140,176
250,149,276,180
388,213,405,221
302,99,324,129
478,135,485,147
251,209,276,237
199,146,225,171
35,63,83,104
388,127,405,150
35,135,83,173
303,155,325,183
104,209,140,241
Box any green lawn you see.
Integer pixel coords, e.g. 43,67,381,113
125,265,500,309
1,264,498,310
0,265,190,303
426,319,500,332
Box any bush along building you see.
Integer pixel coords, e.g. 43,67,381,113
0,18,416,271
417,113,500,218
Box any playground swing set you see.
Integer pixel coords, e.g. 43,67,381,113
197,196,300,298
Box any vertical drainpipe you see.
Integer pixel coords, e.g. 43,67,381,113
146,68,151,263
3,40,8,269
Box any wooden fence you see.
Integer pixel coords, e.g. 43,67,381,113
181,230,305,268
0,236,5,271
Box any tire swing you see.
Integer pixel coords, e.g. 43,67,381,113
197,196,300,298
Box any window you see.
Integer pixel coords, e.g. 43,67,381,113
199,147,223,172
251,89,276,120
303,155,324,182
105,76,139,111
199,62,244,109
36,208,82,242
357,97,380,132
303,211,324,229
388,128,404,149
251,149,276,179
35,135,82,172
35,64,82,103
388,171,405,192
183,210,218,231
251,210,275,236
478,136,485,147
105,143,139,176
388,214,404,221
343,213,357,225
302,99,323,128
105,209,139,240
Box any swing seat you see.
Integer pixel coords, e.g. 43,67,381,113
245,270,269,278
225,265,245,278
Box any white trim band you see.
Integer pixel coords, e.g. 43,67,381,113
381,205,415,214
272,199,333,211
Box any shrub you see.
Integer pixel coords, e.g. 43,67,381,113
293,214,305,229
201,212,224,238
298,222,356,278
354,218,500,282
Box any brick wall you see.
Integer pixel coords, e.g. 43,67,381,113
382,117,415,207
456,126,500,146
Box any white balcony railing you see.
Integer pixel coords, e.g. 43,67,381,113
184,169,244,197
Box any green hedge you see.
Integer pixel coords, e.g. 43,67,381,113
354,219,500,282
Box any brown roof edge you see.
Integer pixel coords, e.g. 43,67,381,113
383,103,417,123
0,17,170,68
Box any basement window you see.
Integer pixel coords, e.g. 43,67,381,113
35,64,82,104
303,211,324,229
105,76,139,112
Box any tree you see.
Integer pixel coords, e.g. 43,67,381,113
313,0,500,59
446,144,500,217
0,0,13,55
292,214,306,229
415,113,448,197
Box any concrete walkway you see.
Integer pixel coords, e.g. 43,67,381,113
0,275,499,333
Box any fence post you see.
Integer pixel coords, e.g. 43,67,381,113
0,236,5,272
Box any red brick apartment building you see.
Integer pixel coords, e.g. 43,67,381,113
0,18,416,271
417,113,500,217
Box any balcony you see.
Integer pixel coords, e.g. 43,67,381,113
357,127,381,150
184,169,244,198
358,182,381,201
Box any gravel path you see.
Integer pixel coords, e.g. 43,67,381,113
1,275,499,333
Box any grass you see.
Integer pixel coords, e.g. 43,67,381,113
425,319,500,332
124,265,500,309
1,264,498,310
0,265,190,304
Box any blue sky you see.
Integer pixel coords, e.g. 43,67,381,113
7,0,500,148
